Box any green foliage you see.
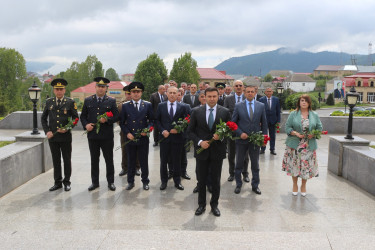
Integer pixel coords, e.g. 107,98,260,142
315,79,326,91
263,73,273,82
326,93,335,105
0,141,15,148
0,47,27,115
105,68,120,81
277,88,295,109
284,93,319,110
134,53,168,100
330,110,375,117
169,52,200,84
312,75,334,80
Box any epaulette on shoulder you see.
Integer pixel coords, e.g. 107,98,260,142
46,97,54,102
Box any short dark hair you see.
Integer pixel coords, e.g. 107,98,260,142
296,94,312,111
205,87,218,95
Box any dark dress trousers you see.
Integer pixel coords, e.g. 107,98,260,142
119,100,154,185
80,95,119,186
223,94,249,176
231,100,268,188
180,103,192,176
187,105,231,209
150,92,167,143
156,101,190,185
42,97,79,186
182,93,200,108
259,96,281,152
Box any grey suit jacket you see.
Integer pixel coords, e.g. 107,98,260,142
224,94,245,116
183,93,200,108
231,100,268,145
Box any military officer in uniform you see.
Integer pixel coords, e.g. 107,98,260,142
119,82,154,191
80,77,119,191
41,78,79,192
118,85,141,177
216,82,226,106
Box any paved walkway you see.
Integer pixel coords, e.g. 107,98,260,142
1,128,375,249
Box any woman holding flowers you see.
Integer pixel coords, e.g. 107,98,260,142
282,94,323,197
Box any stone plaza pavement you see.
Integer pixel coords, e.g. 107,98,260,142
1,128,375,249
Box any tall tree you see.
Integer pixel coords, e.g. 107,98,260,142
134,53,168,100
264,73,273,82
0,48,27,115
169,52,200,84
105,68,120,81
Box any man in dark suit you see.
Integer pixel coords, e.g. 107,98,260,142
223,80,250,182
232,85,268,195
188,87,231,217
119,82,154,191
259,87,281,155
216,82,226,106
41,78,79,192
149,85,167,146
80,77,119,192
118,85,141,177
156,86,191,191
255,86,263,101
182,83,200,108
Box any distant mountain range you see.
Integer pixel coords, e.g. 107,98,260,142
215,48,374,76
26,61,54,73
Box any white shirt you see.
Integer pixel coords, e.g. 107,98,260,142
235,94,243,103
133,99,141,110
167,100,177,117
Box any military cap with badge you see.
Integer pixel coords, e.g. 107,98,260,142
215,82,225,89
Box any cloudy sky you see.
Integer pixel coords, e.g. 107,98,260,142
1,0,375,75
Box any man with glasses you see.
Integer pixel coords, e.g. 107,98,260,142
81,77,119,192
224,80,250,182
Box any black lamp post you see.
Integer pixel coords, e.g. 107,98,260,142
345,86,359,139
28,81,41,135
277,84,284,109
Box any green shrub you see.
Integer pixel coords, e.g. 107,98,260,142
284,93,319,110
326,93,335,105
330,111,345,116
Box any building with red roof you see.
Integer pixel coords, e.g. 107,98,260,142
71,81,130,103
197,68,234,86
121,73,135,82
343,73,375,103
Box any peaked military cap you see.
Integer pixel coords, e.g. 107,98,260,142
128,81,144,92
123,85,130,93
51,78,68,89
94,77,110,86
215,82,225,89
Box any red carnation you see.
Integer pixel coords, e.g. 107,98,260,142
149,126,154,132
277,131,280,133
226,121,238,131
75,118,79,122
322,131,328,135
106,111,114,118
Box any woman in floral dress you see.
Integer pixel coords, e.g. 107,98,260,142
282,94,323,197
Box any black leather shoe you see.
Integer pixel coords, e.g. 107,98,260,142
195,206,206,216
175,183,184,190
211,207,221,217
153,142,158,147
168,173,173,179
49,184,62,191
227,175,234,182
243,176,250,183
135,169,141,176
260,150,265,154
119,169,127,176
126,183,135,190
108,183,116,191
252,187,261,195
160,182,167,190
88,184,99,191
234,186,241,194
207,186,212,193
181,173,191,180
193,186,199,193
143,184,149,190
270,151,277,155
64,184,71,192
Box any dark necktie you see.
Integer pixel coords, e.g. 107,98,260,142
135,102,138,111
208,108,214,130
249,102,254,120
57,99,61,107
237,96,241,103
98,97,102,104
160,95,164,102
169,102,174,120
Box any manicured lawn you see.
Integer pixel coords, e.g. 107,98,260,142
371,145,375,149
0,141,15,148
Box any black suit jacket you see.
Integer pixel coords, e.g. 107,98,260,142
187,104,231,160
217,95,226,106
156,101,191,144
80,95,119,140
182,93,200,108
150,92,167,113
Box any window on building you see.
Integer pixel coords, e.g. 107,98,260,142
358,92,363,103
371,81,374,87
358,81,361,87
367,92,375,103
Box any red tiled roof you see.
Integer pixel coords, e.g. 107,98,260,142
44,78,53,83
122,73,135,76
197,68,234,80
343,74,375,87
71,81,130,93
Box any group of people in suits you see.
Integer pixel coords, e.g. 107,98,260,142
41,77,284,217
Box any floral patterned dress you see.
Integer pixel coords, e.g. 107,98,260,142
282,118,318,179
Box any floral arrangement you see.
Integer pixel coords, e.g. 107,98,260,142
307,129,328,139
54,117,79,135
247,132,270,147
158,115,190,143
275,123,280,133
116,126,154,150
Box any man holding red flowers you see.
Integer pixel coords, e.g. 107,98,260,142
119,81,154,191
80,77,119,192
41,78,79,192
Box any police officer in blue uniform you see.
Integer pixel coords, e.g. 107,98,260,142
119,82,154,191
42,79,79,192
80,77,119,191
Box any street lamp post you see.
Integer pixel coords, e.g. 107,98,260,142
28,81,41,135
345,86,359,140
277,84,284,109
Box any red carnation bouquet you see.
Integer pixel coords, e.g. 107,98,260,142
158,114,191,143
196,120,238,154
115,126,154,150
53,117,79,136
307,129,328,139
246,132,270,147
83,111,114,135
275,123,280,133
